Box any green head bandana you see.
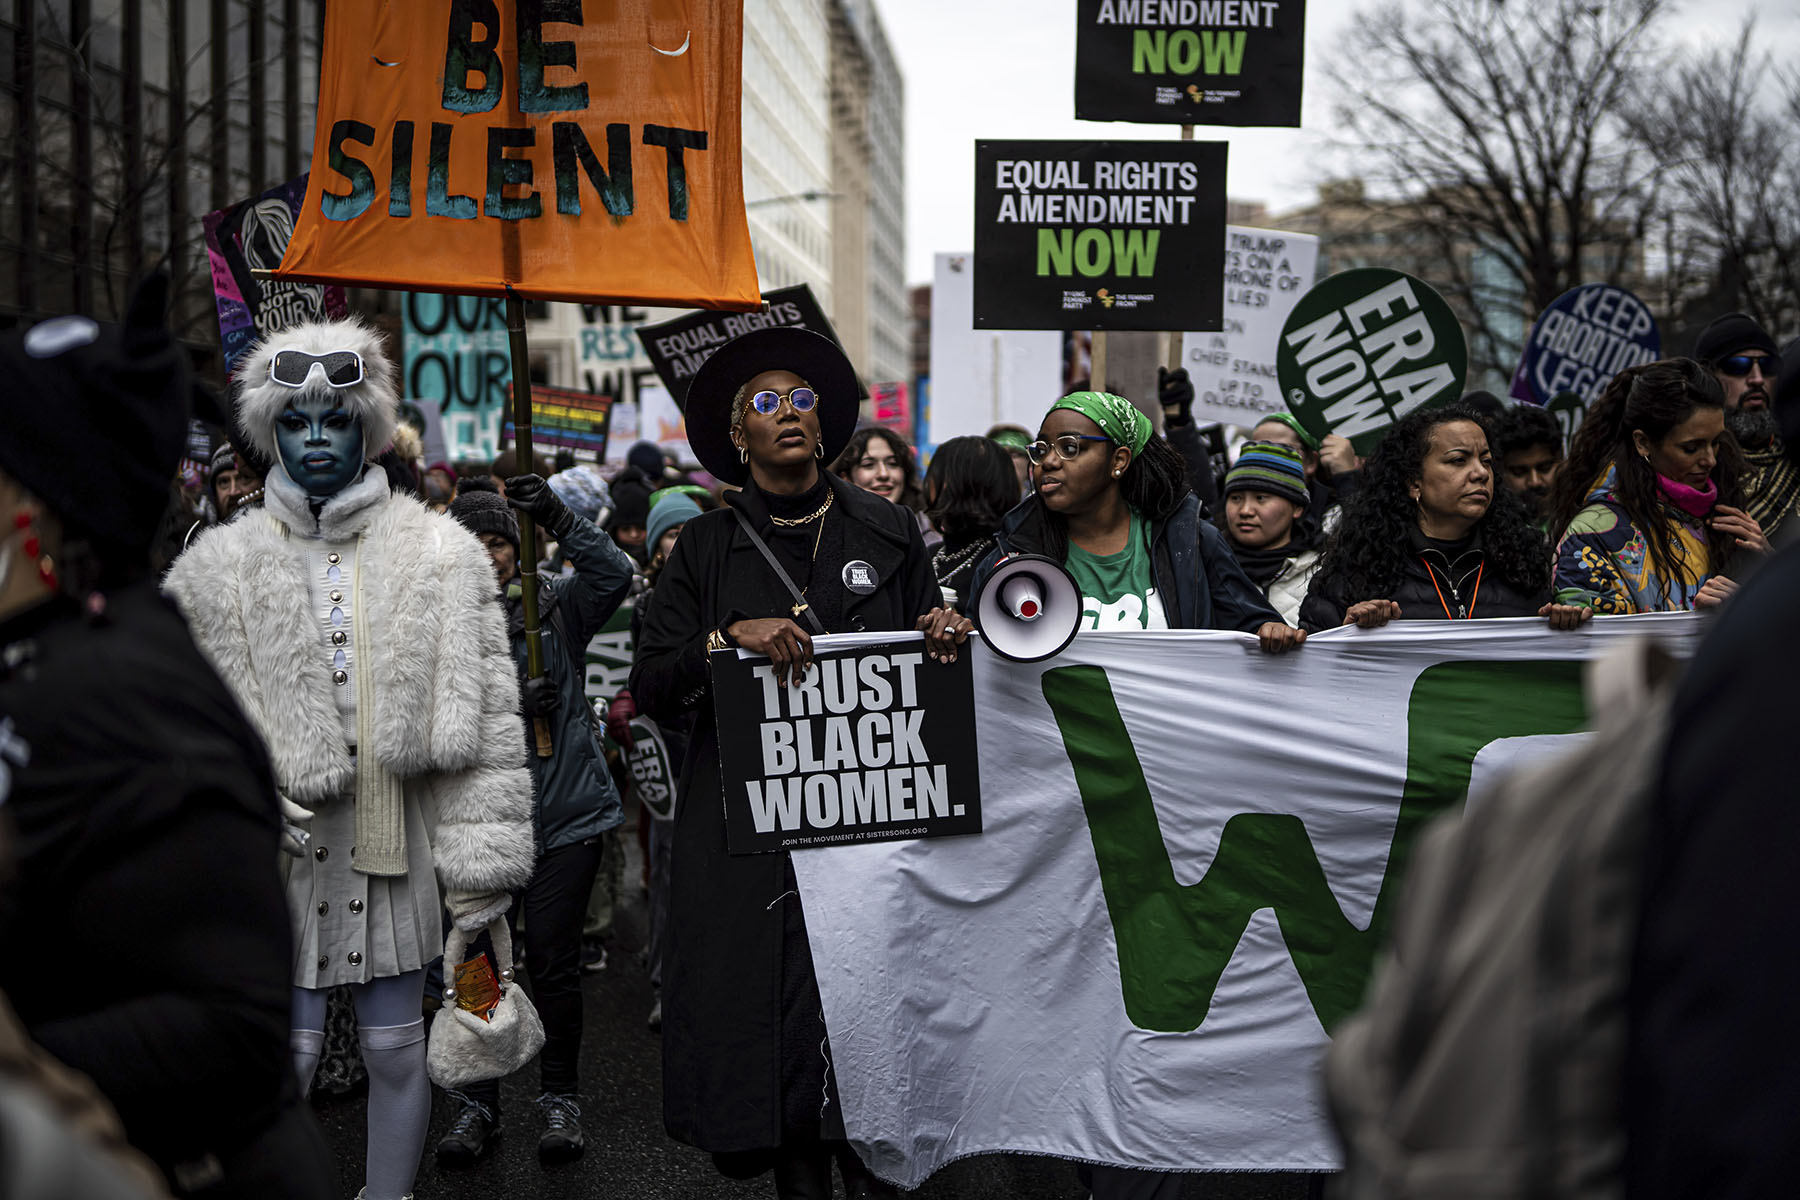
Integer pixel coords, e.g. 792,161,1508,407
989,428,1031,453
1257,410,1322,453
1049,391,1152,456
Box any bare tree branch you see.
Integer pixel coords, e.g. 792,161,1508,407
1317,0,1668,383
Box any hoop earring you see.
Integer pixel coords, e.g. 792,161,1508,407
739,446,748,464
815,442,825,459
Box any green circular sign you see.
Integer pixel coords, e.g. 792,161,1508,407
626,717,676,821
1275,268,1467,454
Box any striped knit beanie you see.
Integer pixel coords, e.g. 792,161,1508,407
1223,441,1309,508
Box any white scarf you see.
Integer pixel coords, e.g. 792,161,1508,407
266,464,408,877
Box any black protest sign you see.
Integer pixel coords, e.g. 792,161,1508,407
1507,283,1661,411
974,140,1228,332
635,285,843,409
713,637,982,855
1275,269,1467,455
1074,0,1306,127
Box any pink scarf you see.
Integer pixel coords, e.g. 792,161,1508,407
1657,472,1717,518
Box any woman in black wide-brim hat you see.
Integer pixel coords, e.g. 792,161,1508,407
630,327,969,1198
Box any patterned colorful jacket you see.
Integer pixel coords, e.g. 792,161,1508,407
1552,466,1716,613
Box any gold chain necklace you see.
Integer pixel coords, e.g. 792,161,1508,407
764,488,833,619
769,488,834,527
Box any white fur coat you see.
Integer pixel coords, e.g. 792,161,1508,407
164,484,535,894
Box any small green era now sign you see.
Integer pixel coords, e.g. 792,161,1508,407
1275,268,1467,453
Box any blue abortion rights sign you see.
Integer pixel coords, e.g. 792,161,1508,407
1508,283,1660,411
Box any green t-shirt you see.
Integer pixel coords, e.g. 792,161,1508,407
1064,508,1169,630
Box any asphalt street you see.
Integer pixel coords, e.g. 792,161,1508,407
316,817,1325,1199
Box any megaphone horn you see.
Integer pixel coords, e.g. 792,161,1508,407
1001,573,1043,621
974,553,1082,663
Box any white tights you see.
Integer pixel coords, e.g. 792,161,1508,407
292,972,429,1200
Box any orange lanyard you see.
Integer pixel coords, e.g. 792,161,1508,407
1423,557,1483,620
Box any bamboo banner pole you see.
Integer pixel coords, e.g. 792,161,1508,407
505,287,553,759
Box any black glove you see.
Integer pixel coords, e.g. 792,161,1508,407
1157,366,1195,428
504,473,572,536
519,674,561,719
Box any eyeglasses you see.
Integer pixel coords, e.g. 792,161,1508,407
1026,434,1110,465
1716,354,1779,378
269,349,364,388
749,386,819,415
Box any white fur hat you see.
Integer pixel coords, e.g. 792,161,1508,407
234,317,398,465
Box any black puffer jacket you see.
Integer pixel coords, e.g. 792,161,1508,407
970,492,1282,632
504,512,635,853
1298,526,1551,631
0,582,327,1197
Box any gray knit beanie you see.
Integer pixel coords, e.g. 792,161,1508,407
449,487,519,553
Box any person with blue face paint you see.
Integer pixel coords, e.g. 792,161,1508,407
273,390,365,499
166,318,536,1200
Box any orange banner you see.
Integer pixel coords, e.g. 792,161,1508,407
275,1,759,310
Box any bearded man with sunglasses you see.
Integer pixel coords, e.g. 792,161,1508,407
1695,311,1797,539
165,318,535,1200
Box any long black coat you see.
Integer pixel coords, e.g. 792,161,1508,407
0,581,324,1196
629,473,941,1153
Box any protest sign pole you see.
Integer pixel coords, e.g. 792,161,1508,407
505,285,553,758
1165,125,1194,375
1091,330,1109,392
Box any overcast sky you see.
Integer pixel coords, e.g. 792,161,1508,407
878,0,1800,286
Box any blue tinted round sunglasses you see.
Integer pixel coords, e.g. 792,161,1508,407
750,386,819,415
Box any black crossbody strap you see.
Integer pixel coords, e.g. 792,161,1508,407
732,507,828,636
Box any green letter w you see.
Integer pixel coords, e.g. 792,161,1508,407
1042,659,1585,1034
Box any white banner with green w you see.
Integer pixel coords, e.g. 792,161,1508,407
791,615,1703,1186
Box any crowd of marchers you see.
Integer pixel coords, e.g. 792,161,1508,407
0,287,1794,1200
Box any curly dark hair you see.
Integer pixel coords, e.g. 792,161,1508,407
1024,401,1192,562
1310,403,1550,602
830,427,924,511
1494,402,1564,460
923,436,1020,542
1548,357,1744,582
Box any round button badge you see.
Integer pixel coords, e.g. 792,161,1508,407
842,560,878,595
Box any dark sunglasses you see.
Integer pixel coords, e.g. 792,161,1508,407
1026,434,1109,465
1715,354,1778,378
749,386,819,415
270,349,365,388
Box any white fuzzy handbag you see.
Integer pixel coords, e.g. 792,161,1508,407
426,917,545,1089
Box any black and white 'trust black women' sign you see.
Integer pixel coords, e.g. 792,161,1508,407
713,636,982,855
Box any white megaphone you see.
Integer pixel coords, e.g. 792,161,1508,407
974,553,1082,662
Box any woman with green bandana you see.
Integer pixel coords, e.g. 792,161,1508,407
971,391,1305,654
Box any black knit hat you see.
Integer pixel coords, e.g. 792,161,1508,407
608,476,652,530
0,274,190,560
1693,311,1778,364
449,487,519,554
626,440,666,479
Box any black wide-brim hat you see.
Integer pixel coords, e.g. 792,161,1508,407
685,327,860,487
